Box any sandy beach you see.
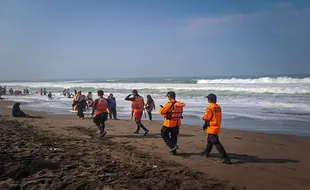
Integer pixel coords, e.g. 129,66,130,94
1,100,310,190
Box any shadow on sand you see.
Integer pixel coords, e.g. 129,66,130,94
107,133,194,139
175,152,299,164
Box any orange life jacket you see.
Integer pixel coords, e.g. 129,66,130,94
160,101,185,127
132,96,144,112
165,102,185,121
95,98,109,115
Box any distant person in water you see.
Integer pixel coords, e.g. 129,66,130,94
145,95,155,121
108,94,118,120
12,103,33,118
48,92,53,100
43,88,47,96
40,89,43,96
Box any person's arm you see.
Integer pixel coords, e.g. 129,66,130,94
125,94,135,101
153,102,156,110
158,102,172,115
203,107,213,121
106,99,111,113
91,99,99,116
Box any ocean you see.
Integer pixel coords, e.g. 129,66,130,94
1,75,310,137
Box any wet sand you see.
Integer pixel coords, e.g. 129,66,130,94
1,100,310,190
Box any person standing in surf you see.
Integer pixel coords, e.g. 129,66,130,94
125,90,149,136
73,90,86,119
108,94,118,120
92,90,110,137
201,93,232,164
159,91,185,155
145,95,155,121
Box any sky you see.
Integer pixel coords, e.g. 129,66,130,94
0,0,310,80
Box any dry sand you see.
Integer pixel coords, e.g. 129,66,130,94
0,100,310,190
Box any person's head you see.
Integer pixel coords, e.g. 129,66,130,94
132,89,138,95
166,91,176,101
13,102,20,108
206,93,217,103
88,92,91,94
147,95,153,102
97,90,104,97
78,90,81,94
109,93,113,98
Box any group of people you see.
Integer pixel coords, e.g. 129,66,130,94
88,89,231,164
40,88,47,96
63,89,76,98
8,87,231,164
23,88,29,95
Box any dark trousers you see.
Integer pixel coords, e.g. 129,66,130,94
161,126,179,149
109,108,117,119
204,134,229,159
135,121,148,132
147,112,152,121
93,113,108,132
77,103,84,118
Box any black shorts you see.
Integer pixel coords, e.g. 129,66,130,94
93,113,108,125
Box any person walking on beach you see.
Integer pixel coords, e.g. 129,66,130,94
92,90,110,137
159,91,185,155
125,90,149,136
145,95,155,121
108,94,118,120
201,94,232,164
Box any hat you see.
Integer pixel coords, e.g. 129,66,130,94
166,91,176,98
206,93,217,102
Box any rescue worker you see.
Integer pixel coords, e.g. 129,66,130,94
91,90,110,137
159,91,185,155
201,94,232,164
125,89,149,136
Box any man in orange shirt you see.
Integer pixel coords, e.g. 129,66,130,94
201,94,231,164
91,90,110,137
159,91,185,155
125,89,149,136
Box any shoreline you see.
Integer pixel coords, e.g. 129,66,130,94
3,99,310,138
1,100,310,190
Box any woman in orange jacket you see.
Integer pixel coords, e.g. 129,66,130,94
201,94,231,164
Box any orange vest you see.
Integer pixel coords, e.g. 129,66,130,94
95,98,109,115
159,101,185,127
132,96,144,112
203,103,222,134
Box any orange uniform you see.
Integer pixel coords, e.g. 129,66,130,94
132,95,144,112
94,98,109,115
203,103,222,134
159,100,185,127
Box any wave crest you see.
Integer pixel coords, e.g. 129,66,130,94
197,77,310,84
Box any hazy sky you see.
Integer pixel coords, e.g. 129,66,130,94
0,0,310,80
